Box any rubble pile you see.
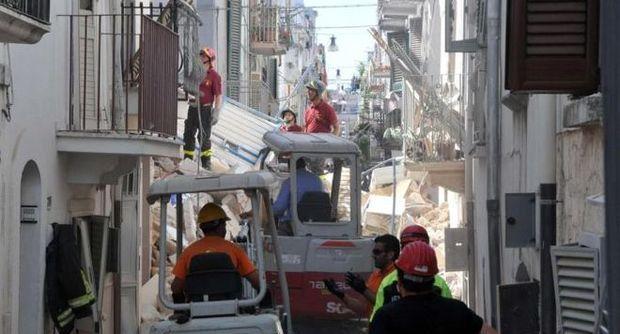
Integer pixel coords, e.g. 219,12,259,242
361,173,463,300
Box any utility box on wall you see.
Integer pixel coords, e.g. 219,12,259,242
505,193,536,248
444,227,468,271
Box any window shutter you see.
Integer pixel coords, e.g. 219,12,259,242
388,31,408,91
506,0,599,94
550,246,600,333
227,0,242,101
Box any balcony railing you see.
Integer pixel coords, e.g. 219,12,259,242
0,0,50,23
65,12,178,137
250,1,289,56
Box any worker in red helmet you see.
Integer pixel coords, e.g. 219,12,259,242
304,80,339,134
370,242,497,334
370,224,452,320
182,47,222,169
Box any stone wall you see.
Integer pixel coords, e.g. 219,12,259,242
556,124,604,244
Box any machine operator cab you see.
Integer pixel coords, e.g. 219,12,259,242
146,172,293,334
261,132,374,321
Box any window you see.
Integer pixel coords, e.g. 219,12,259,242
505,0,599,93
79,0,93,11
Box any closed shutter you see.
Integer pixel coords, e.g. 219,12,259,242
409,18,423,68
227,0,242,101
388,31,408,91
506,0,599,93
78,11,98,129
550,246,600,333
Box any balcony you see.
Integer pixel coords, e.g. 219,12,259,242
379,0,423,18
0,0,50,43
57,12,182,183
250,1,289,56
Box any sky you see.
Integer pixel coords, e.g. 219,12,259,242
302,0,377,89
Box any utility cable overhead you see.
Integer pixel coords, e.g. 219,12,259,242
195,3,377,11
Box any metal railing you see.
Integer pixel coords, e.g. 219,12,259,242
249,1,289,55
224,80,278,117
0,0,50,23
65,12,178,137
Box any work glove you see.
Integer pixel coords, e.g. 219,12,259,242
323,279,345,300
211,106,220,126
345,272,367,294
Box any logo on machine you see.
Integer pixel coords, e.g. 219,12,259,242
326,302,354,315
309,280,347,290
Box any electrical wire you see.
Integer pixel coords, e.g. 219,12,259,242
194,3,377,12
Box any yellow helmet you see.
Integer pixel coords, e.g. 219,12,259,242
197,203,230,225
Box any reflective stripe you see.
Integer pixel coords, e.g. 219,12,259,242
57,308,73,321
68,293,95,308
183,150,195,157
200,149,213,157
57,308,75,327
68,271,96,308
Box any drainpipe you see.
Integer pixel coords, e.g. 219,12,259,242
529,95,557,334
601,0,620,331
464,68,476,309
485,0,501,326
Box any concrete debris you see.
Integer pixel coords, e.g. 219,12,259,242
362,172,463,300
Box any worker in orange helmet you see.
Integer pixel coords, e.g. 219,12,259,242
183,47,223,169
370,224,452,320
370,241,497,334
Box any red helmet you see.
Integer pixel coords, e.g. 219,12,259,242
395,241,438,279
400,224,430,246
200,47,216,61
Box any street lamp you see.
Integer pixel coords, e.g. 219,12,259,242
328,35,338,52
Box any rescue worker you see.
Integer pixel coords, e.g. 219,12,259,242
370,224,452,320
279,108,303,132
304,80,339,134
272,158,323,235
370,241,497,334
183,47,223,169
171,203,259,303
323,234,399,317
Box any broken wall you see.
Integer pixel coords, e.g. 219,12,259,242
556,125,604,243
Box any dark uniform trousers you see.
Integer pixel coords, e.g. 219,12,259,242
183,105,213,167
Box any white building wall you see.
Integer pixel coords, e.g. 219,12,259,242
0,1,135,332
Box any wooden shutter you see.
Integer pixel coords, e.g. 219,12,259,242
227,0,242,101
388,31,408,91
506,0,599,94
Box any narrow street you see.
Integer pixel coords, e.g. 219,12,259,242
0,0,618,333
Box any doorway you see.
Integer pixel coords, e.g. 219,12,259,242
18,160,43,333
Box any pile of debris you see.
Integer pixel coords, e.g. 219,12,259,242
361,170,463,300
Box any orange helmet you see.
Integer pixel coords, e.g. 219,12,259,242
400,224,430,246
200,47,216,61
395,241,439,280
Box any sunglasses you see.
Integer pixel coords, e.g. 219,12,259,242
372,248,386,255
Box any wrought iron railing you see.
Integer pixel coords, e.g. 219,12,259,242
65,12,178,137
249,1,289,55
0,0,50,23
